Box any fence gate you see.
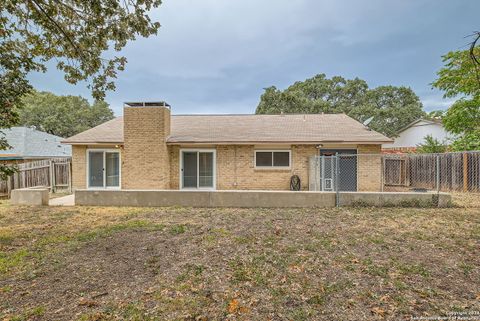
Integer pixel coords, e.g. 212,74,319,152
0,158,71,197
309,155,336,191
321,156,336,191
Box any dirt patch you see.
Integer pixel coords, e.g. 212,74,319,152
0,205,479,320
2,230,172,319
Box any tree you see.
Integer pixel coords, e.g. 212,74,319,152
432,48,480,98
425,110,446,120
18,91,115,138
2,0,160,103
256,75,370,115
416,135,447,154
358,86,425,138
432,46,480,151
1,0,161,175
256,74,424,138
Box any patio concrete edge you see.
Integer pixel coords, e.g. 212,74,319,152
74,190,450,208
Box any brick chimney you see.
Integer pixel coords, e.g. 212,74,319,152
122,102,171,189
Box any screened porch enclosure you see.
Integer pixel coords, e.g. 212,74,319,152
309,150,358,192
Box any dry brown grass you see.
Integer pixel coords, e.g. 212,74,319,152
451,192,480,208
0,201,478,320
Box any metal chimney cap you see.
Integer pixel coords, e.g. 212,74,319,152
124,101,171,108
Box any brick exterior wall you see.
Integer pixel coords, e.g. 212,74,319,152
168,145,316,191
169,145,180,189
216,145,316,190
72,141,383,191
72,145,86,190
122,106,171,189
357,144,382,191
169,144,381,191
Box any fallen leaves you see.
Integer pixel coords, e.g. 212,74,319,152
288,264,304,273
227,298,250,315
371,306,386,317
78,297,98,307
273,226,282,236
227,298,239,313
83,312,106,321
0,205,479,320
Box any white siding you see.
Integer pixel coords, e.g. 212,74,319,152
384,121,452,148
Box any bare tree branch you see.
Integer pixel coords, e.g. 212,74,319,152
468,31,480,90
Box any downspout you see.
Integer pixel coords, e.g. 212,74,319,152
234,145,238,189
335,152,340,207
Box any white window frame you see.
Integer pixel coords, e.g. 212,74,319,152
179,149,216,190
86,148,121,190
254,150,291,169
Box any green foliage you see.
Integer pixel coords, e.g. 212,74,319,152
425,110,446,120
18,91,114,137
0,163,17,180
1,0,161,102
169,224,187,235
256,74,370,115
0,39,30,167
432,48,480,151
360,86,425,138
255,74,425,137
442,98,480,135
0,0,161,176
449,130,480,152
432,48,480,98
416,135,447,154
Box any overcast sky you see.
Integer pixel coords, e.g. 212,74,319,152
29,0,479,115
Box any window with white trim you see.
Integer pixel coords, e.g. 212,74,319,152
255,150,291,168
87,149,121,189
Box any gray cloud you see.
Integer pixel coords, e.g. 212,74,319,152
29,0,479,115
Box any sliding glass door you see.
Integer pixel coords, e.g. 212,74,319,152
183,152,198,188
181,150,215,189
105,152,120,187
87,150,120,189
88,151,104,188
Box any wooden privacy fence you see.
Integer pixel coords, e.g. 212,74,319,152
0,158,71,196
384,151,480,192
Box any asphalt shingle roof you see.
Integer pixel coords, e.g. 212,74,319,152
63,113,392,144
0,127,71,159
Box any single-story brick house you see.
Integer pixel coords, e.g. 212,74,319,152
63,102,392,191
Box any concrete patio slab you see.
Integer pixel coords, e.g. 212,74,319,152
49,194,75,206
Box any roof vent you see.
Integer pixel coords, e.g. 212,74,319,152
124,101,170,108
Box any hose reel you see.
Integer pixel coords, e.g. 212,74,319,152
290,175,301,191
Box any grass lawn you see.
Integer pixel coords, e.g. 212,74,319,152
0,199,478,320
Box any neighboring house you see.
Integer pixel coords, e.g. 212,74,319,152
62,102,392,192
383,119,452,152
0,127,72,163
